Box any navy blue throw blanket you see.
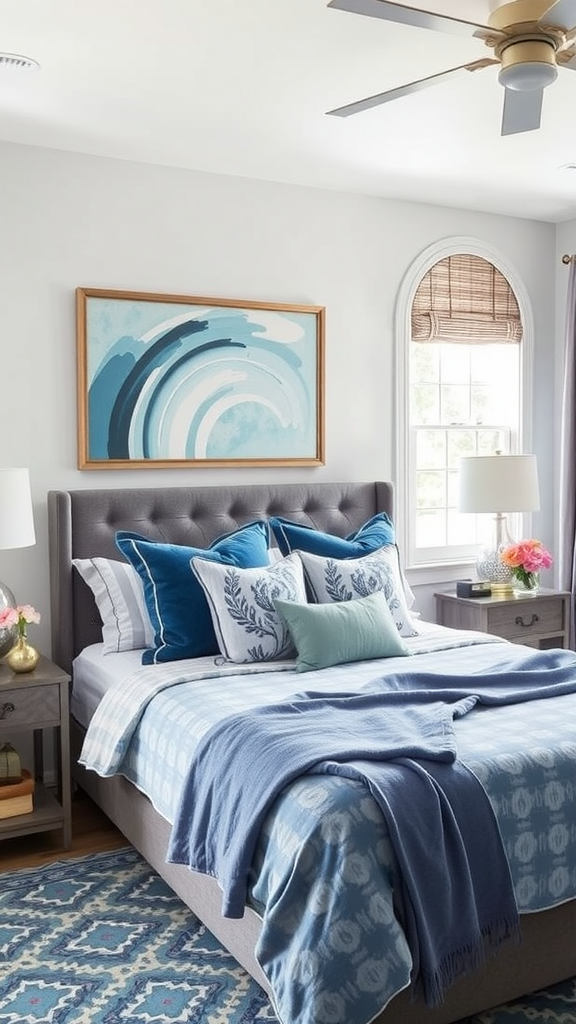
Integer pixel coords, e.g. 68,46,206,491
167,644,576,1007
363,645,576,704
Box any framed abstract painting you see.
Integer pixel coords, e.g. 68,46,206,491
76,288,325,469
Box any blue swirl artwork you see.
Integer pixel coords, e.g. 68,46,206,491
86,297,320,462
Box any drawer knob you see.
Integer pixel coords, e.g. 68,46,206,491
515,613,539,629
0,702,15,720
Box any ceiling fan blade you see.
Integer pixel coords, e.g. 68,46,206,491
501,87,543,136
326,0,501,40
327,59,496,117
538,0,576,30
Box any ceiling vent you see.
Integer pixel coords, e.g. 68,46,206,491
0,53,39,72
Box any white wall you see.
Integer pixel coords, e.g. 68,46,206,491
0,140,558,649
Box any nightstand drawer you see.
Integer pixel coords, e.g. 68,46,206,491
0,685,60,728
487,597,564,641
435,588,570,650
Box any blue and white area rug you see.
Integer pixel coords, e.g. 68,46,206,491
469,977,576,1024
1,846,574,1024
0,847,276,1024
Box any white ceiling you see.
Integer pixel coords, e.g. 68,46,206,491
3,0,576,223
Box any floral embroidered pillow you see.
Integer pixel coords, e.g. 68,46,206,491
299,546,418,638
190,552,307,663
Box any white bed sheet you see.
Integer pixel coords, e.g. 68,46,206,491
71,619,495,730
71,644,145,726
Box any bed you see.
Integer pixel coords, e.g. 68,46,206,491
47,479,576,1024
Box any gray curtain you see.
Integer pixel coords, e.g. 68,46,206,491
559,259,576,649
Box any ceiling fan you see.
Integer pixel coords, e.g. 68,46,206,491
326,0,576,134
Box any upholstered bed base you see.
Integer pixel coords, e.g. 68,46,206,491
48,480,576,1024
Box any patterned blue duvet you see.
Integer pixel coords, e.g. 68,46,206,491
78,625,576,1024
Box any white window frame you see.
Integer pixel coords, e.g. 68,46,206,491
394,236,534,583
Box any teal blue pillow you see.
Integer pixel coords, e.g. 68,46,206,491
274,590,410,673
269,512,395,558
116,522,270,664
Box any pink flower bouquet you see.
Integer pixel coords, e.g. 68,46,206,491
500,540,553,591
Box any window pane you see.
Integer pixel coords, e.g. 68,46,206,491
477,430,507,455
440,385,469,424
416,431,446,469
411,385,439,424
471,346,519,425
440,344,469,383
470,344,514,382
416,509,446,548
411,345,439,384
447,468,461,509
470,385,491,424
477,512,497,544
478,385,515,425
447,431,476,468
416,469,446,509
447,509,475,544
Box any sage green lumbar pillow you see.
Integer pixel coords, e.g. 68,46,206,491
274,590,411,673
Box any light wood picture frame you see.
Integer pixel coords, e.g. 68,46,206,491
76,287,325,470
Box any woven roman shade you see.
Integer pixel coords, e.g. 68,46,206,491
411,254,522,344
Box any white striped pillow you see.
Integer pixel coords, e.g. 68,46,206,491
72,557,155,654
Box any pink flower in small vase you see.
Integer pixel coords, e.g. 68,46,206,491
0,607,18,630
14,605,41,637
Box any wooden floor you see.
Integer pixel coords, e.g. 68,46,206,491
0,789,128,872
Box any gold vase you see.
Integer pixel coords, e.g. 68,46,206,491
6,634,40,673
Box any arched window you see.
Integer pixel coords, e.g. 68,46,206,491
395,238,533,573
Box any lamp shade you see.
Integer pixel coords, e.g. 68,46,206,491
0,468,36,549
458,454,540,514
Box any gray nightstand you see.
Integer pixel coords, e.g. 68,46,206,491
0,655,71,849
435,587,571,650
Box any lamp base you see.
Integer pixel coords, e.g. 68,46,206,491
0,580,17,658
488,580,515,596
476,536,515,594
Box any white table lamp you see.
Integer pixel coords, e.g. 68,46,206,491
459,453,540,593
0,468,36,655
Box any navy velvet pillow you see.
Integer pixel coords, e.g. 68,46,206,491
115,521,270,664
269,512,395,558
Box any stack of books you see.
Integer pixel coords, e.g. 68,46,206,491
0,769,34,819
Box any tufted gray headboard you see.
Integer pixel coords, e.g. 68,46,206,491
48,480,394,674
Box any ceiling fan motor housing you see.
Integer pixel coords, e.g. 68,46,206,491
497,36,559,88
487,1,567,91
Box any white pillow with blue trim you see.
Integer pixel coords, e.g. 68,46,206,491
191,552,307,663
